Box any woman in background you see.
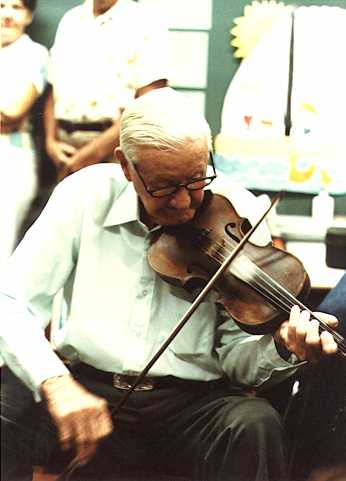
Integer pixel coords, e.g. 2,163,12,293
0,0,49,269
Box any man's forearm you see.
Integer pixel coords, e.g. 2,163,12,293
70,121,120,170
44,86,58,144
135,78,167,98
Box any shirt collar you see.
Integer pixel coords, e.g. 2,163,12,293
103,181,140,227
83,0,122,23
103,171,271,245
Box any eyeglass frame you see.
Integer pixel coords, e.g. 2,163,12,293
129,151,217,198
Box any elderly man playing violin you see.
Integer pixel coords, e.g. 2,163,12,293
0,87,339,481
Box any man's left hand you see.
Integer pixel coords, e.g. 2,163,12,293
274,305,339,362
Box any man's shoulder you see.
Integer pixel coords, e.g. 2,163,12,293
118,0,147,14
56,164,128,203
56,4,85,28
211,170,255,203
64,162,126,186
116,0,161,26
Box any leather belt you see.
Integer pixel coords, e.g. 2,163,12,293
73,363,170,391
57,119,113,134
72,363,225,392
113,374,155,391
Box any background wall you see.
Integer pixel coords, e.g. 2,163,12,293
28,0,346,216
28,0,80,48
207,0,346,138
29,0,346,138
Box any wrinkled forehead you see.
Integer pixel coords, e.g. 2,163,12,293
137,139,208,165
136,141,209,180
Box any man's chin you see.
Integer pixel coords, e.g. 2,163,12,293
160,210,195,226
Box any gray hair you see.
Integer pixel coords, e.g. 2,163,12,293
119,87,212,163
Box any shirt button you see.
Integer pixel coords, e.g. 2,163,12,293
137,290,148,299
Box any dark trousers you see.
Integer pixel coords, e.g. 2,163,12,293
1,366,289,481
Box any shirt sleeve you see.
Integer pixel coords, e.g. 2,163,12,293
0,36,49,112
0,179,82,396
29,42,50,95
47,9,71,86
210,176,302,388
216,307,302,390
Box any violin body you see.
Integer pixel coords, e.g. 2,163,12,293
149,192,311,334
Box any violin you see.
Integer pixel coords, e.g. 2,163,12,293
148,191,346,351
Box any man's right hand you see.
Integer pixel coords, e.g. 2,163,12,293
41,374,113,466
0,111,24,133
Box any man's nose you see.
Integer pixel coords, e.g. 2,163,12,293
168,187,192,209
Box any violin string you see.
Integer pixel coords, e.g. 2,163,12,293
209,240,304,315
211,245,304,314
214,238,346,352
248,266,346,351
202,236,346,354
218,240,346,353
211,243,346,354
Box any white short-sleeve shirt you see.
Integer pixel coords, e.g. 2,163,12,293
49,0,169,122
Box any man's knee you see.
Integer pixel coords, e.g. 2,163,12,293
223,395,284,441
199,396,287,480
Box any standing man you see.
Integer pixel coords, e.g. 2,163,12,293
1,88,339,481
44,0,168,179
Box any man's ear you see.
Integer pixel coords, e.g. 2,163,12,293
115,148,132,182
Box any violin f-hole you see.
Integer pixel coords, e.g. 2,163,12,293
225,218,252,244
225,222,240,244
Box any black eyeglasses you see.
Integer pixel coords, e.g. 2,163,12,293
131,152,217,198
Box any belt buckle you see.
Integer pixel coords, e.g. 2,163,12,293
112,374,155,391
